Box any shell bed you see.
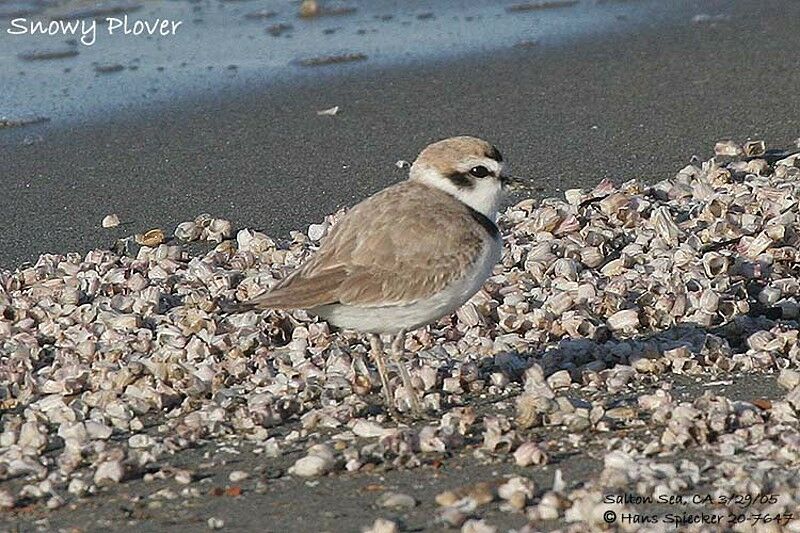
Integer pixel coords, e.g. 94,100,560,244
1,141,800,531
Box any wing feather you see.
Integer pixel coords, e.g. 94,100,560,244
237,181,494,311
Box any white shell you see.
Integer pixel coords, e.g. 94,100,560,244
101,213,120,228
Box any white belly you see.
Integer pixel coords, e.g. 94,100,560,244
312,237,502,334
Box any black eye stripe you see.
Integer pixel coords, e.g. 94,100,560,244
446,171,474,189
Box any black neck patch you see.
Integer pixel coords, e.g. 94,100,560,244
467,206,500,240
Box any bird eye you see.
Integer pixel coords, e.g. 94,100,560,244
469,165,491,178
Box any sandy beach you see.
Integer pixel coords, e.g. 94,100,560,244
2,0,800,532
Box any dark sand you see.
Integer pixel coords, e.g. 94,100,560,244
2,0,799,269
2,1,800,531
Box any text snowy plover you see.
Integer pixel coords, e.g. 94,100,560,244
6,16,182,46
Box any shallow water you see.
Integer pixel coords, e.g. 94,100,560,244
0,0,689,126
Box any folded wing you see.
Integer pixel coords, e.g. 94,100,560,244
235,181,491,311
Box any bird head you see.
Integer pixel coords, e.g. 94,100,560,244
409,136,526,219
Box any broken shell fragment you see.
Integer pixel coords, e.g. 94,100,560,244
377,492,417,509
288,444,335,477
742,140,766,157
714,140,741,157
606,309,640,332
362,518,399,533
175,221,202,242
135,228,165,247
102,213,120,228
514,442,548,467
94,460,125,485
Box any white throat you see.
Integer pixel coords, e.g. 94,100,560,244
411,166,502,220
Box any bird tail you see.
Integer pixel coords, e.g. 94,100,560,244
218,291,288,314
217,299,255,314
219,268,340,314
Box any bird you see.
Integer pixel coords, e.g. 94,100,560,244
229,136,525,416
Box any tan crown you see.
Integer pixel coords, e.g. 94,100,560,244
409,136,502,179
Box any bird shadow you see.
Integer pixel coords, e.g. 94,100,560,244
512,313,781,382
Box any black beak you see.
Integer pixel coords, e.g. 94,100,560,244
500,174,530,191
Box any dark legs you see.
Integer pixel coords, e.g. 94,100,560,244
390,329,423,417
368,330,423,418
369,334,397,417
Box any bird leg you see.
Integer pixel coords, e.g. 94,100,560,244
390,329,423,416
369,333,397,417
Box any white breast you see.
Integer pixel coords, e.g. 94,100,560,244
312,235,502,334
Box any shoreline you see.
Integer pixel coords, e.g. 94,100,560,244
0,0,683,126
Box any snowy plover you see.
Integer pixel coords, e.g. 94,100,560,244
232,136,525,416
